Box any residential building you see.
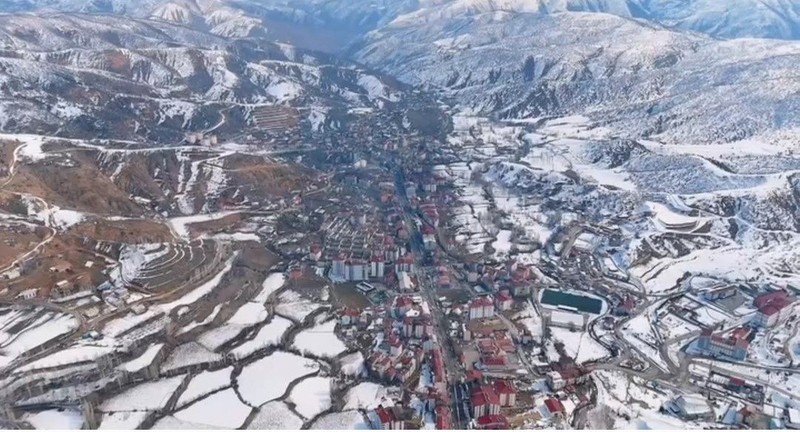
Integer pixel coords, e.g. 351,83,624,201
370,255,386,279
374,405,406,430
475,414,510,429
697,327,751,361
349,259,367,281
665,394,714,421
494,380,517,407
543,398,565,419
752,290,794,327
331,254,347,280
435,406,451,430
469,296,495,320
471,385,500,418
495,290,513,311
398,271,414,291
705,286,737,301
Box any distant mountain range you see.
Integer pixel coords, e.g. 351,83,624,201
0,0,798,145
2,0,800,41
0,12,412,142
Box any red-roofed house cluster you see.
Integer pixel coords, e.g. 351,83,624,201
466,261,536,297
463,375,519,429
365,295,439,387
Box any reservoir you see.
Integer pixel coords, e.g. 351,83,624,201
540,289,603,314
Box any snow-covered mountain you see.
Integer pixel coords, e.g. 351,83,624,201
0,13,411,142
355,10,800,144
4,0,800,42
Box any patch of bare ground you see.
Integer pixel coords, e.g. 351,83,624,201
0,223,49,269
0,234,109,300
285,273,328,298
223,155,317,197
0,139,17,176
69,218,173,244
186,213,244,239
6,152,145,216
330,282,371,309
108,153,174,208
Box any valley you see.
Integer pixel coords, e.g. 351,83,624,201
1,0,800,431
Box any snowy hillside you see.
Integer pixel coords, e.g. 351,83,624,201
0,14,408,142
4,0,800,43
356,11,800,144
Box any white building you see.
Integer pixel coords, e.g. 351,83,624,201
398,271,414,291
665,394,713,421
468,296,495,321
370,256,385,279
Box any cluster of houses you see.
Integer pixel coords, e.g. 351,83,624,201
337,294,454,429
695,289,795,361
468,377,517,429
321,183,423,288
667,370,800,429
464,262,537,298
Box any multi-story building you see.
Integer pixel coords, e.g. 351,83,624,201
696,327,751,361
471,385,501,418
469,296,495,321
370,254,386,279
751,290,794,328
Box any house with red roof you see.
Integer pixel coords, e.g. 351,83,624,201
469,296,495,320
480,355,508,371
752,290,794,327
494,379,517,407
475,414,510,429
471,385,501,418
697,327,751,361
388,334,404,357
435,406,452,430
544,398,566,418
373,405,407,430
340,308,361,326
495,290,513,311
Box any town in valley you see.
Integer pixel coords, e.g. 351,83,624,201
1,1,800,430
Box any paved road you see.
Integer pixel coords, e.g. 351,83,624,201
394,168,466,427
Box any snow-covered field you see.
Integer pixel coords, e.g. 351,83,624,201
101,375,186,412
24,409,84,429
237,351,320,406
174,389,252,429
514,300,543,340
551,327,610,364
176,366,233,408
292,320,347,359
231,316,293,359
161,342,222,373
591,370,711,429
0,308,79,368
344,382,393,410
255,273,287,303
288,376,332,419
340,352,366,377
310,410,370,429
247,401,304,430
98,411,149,430
117,343,163,373
16,344,115,372
275,290,325,322
152,415,217,430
